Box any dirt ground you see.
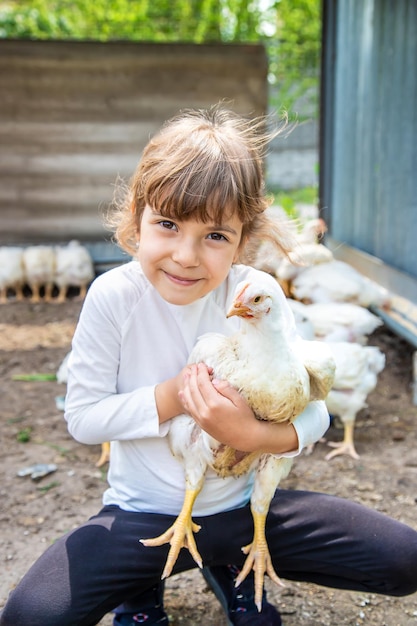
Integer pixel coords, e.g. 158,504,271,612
1,296,417,626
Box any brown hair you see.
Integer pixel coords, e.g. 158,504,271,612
108,104,296,262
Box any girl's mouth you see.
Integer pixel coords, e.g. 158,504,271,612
163,271,201,286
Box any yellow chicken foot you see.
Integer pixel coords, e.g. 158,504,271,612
141,488,203,579
44,282,54,302
235,509,284,611
30,284,42,303
325,421,359,460
55,287,68,304
78,284,88,300
96,441,110,467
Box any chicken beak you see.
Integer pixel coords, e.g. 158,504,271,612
226,301,252,319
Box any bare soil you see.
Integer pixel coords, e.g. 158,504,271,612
1,298,417,626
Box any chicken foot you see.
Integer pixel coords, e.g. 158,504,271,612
237,508,285,611
325,421,359,460
141,486,203,579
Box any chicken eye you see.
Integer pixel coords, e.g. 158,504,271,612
253,296,262,303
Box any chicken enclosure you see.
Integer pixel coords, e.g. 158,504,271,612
1,298,417,625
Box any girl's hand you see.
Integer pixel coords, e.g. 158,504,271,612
178,362,264,452
155,364,194,423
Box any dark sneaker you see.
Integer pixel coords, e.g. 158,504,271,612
113,583,169,625
202,565,282,626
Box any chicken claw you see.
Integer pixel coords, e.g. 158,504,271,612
235,510,285,611
325,440,360,460
325,422,360,460
141,488,203,579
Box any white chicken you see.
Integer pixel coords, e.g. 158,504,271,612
54,240,94,303
291,259,391,309
252,215,328,278
0,246,25,303
276,243,334,296
324,342,386,460
294,217,327,245
141,277,335,610
287,300,383,344
22,245,56,302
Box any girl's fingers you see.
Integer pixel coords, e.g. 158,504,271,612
183,363,222,417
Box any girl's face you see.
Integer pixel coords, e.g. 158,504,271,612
137,205,243,305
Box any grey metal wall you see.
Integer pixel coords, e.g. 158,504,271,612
0,40,268,252
320,0,417,282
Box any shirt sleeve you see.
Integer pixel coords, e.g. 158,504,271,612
279,400,330,458
64,275,169,445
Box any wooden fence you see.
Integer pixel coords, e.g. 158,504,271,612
0,40,268,261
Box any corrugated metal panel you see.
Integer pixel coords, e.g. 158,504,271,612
321,0,417,280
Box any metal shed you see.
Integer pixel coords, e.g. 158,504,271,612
320,0,417,385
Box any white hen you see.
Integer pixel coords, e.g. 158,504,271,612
0,246,25,303
252,216,328,279
141,277,335,609
54,240,94,303
276,243,334,296
324,342,386,460
287,300,383,344
22,245,56,302
291,260,391,309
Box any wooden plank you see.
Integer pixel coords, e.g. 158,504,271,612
0,40,268,245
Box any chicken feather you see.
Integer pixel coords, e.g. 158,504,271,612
141,277,335,609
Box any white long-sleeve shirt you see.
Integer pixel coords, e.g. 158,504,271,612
65,261,329,516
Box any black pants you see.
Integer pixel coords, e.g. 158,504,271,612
1,489,416,626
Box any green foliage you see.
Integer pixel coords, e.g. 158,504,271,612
16,427,32,443
269,186,318,218
0,0,250,41
37,480,60,492
0,0,321,113
268,0,321,116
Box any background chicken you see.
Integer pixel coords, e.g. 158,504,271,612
323,342,386,460
275,242,334,296
142,277,335,610
287,299,383,344
252,214,328,279
54,240,95,303
291,259,391,309
0,246,25,303
22,245,56,302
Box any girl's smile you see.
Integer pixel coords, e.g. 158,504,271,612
137,205,243,305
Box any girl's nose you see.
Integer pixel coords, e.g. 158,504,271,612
172,240,200,267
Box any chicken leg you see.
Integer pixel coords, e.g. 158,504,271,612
236,454,291,610
141,481,204,579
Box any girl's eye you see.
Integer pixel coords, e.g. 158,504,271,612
159,220,177,231
207,232,227,241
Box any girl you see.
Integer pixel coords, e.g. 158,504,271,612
1,105,416,626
